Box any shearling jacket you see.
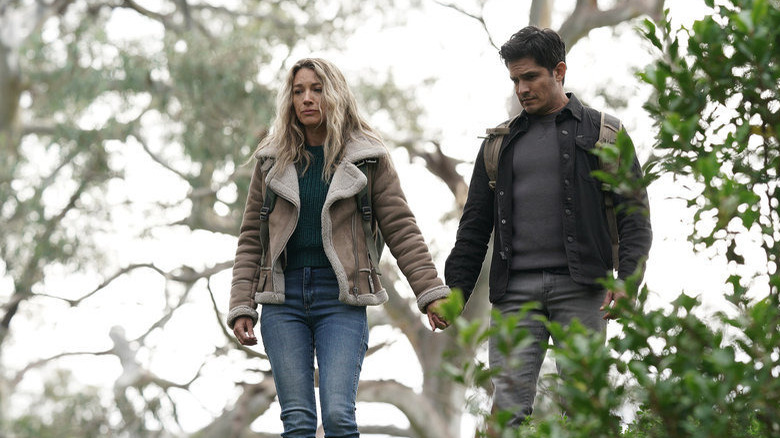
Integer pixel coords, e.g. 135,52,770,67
227,133,450,328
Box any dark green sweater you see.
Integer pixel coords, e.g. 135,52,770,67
285,146,331,271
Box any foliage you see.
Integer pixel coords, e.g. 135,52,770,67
444,0,780,437
8,370,113,438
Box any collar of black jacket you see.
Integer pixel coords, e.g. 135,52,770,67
513,92,585,130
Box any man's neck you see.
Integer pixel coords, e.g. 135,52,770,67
545,93,569,115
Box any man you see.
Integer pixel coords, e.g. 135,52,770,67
444,26,652,426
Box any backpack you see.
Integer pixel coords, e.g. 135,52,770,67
482,111,622,271
257,159,384,272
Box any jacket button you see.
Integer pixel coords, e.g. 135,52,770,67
567,236,574,242
561,129,569,135
499,190,504,196
565,209,572,215
563,153,570,160
564,179,570,186
501,219,507,224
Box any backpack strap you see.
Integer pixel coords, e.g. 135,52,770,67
483,115,520,190
598,111,623,271
258,167,277,267
355,158,384,274
599,111,622,145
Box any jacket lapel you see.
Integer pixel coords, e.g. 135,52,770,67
266,163,300,210
326,133,386,204
327,161,365,205
253,133,386,210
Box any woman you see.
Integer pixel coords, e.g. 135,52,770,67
227,58,450,437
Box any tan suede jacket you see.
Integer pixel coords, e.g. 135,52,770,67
227,133,450,328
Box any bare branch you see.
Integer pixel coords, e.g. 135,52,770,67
558,0,666,49
109,326,198,393
39,261,232,308
38,263,163,306
433,0,499,50
376,264,426,344
206,279,268,361
11,349,113,387
135,281,196,344
530,0,553,27
413,140,469,209
358,380,451,436
120,0,175,28
115,0,211,37
137,136,191,181
192,379,278,437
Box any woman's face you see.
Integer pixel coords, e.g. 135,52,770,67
292,68,326,133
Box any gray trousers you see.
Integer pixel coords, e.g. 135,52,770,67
489,270,607,426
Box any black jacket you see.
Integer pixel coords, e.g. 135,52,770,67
445,94,652,304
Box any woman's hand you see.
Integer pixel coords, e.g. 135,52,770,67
233,316,258,345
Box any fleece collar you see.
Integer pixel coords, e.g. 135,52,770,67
254,133,386,163
254,133,387,207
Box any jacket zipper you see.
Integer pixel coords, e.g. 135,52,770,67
351,212,360,296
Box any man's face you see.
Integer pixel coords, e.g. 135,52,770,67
507,57,567,115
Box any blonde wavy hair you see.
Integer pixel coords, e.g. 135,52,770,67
257,58,382,180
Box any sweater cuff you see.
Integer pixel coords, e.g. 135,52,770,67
227,305,259,329
416,285,451,313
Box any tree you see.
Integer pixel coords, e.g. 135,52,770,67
0,1,667,437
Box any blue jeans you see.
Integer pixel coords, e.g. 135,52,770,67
489,270,606,426
261,267,368,438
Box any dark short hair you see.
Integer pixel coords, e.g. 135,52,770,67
499,26,566,71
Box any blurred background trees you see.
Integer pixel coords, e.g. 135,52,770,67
1,1,669,437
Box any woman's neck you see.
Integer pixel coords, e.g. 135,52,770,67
305,126,326,146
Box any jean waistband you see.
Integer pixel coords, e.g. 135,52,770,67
284,266,335,279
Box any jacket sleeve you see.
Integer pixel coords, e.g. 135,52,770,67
444,140,495,303
613,133,653,282
226,158,266,329
370,154,450,313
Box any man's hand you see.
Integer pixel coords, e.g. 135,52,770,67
426,298,450,331
233,316,258,345
600,287,629,320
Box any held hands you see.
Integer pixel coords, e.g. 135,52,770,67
233,316,258,346
426,289,465,331
427,298,450,331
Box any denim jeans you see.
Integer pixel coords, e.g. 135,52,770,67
489,270,606,427
261,267,368,438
